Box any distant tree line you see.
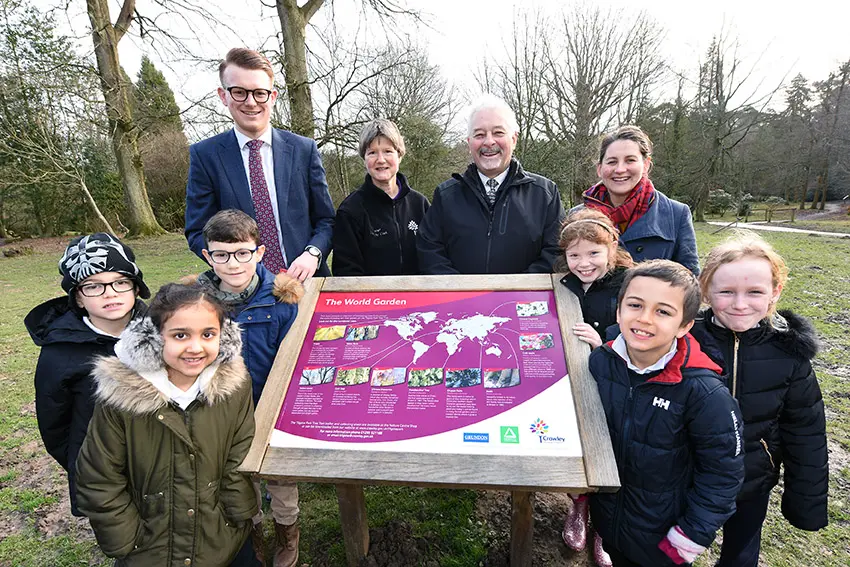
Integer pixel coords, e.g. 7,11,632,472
0,0,846,239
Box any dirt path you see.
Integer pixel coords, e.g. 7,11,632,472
706,221,850,238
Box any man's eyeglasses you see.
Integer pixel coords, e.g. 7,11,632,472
78,279,135,297
226,86,273,103
207,248,259,264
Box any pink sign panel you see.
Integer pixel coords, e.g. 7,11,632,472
274,291,568,443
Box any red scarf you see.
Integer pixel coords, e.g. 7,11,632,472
583,177,657,234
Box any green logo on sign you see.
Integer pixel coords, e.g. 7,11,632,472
500,426,519,444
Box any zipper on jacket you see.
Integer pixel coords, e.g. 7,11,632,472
612,385,634,550
393,201,404,270
759,438,776,469
731,333,740,398
485,208,495,273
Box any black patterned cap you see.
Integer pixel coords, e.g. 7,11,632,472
58,233,151,298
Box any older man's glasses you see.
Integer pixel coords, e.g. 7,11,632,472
208,248,258,264
78,279,135,297
226,86,272,103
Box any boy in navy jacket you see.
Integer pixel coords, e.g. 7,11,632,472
190,209,303,567
589,260,745,566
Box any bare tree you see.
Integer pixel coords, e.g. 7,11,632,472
273,0,419,138
690,29,785,221
86,0,165,235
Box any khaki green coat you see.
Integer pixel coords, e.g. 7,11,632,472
76,317,258,567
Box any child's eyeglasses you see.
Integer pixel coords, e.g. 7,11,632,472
78,279,135,297
208,248,258,264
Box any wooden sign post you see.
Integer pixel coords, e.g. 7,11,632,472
240,274,619,566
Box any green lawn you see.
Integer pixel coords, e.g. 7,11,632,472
0,226,848,566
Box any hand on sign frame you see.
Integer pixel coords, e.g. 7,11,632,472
573,322,603,349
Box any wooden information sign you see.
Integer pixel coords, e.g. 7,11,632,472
240,274,619,566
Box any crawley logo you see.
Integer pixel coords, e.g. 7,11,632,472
530,418,565,444
407,220,419,234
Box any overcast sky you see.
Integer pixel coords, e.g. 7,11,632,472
58,0,848,131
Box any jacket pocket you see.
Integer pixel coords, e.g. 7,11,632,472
760,438,777,470
140,491,166,518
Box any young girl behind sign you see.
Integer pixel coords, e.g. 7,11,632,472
555,208,633,566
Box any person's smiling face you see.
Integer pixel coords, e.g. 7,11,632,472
161,302,222,389
708,257,780,332
596,140,651,206
467,107,518,178
218,65,277,138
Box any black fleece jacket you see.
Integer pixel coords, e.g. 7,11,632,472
332,173,430,276
690,309,828,531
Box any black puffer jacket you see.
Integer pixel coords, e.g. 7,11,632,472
417,159,565,274
24,296,146,516
690,309,828,531
332,173,430,276
589,335,744,566
559,266,626,335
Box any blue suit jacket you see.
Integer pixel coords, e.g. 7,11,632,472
184,128,335,276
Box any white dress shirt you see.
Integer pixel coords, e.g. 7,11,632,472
611,334,678,374
477,167,510,193
233,127,288,265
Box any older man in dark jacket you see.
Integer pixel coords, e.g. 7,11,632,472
417,95,565,274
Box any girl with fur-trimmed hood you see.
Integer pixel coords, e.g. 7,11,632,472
691,231,828,567
75,284,260,567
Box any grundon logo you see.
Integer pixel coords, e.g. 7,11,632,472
529,418,565,444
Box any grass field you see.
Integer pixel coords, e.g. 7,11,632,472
1,225,849,566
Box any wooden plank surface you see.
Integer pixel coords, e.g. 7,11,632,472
239,277,324,473
322,273,554,292
258,447,589,492
336,484,369,567
551,274,620,491
510,491,534,567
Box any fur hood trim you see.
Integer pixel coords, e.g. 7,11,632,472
773,309,819,359
91,355,248,415
180,271,302,304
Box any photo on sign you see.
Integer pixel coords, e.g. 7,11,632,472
345,325,380,341
314,325,346,341
299,366,335,385
445,368,482,388
371,367,407,387
408,367,444,387
519,332,555,351
484,368,521,388
516,301,549,317
335,367,370,386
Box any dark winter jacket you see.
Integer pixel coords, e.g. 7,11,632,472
589,334,745,566
333,173,430,276
575,190,699,274
75,317,257,566
690,309,828,530
188,265,302,405
24,296,146,516
559,266,627,336
417,159,565,274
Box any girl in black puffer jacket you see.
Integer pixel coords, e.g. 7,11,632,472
691,231,828,567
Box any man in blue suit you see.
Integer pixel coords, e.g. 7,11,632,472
185,48,334,280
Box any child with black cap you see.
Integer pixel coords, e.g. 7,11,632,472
24,233,149,516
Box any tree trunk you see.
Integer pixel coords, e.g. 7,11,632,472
810,176,820,209
819,175,828,210
80,177,116,235
86,0,164,236
276,0,322,138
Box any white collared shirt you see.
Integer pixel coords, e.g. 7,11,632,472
233,127,288,265
82,317,121,338
477,167,510,193
611,334,678,375
136,364,219,411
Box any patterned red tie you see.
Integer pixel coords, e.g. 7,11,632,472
247,139,286,273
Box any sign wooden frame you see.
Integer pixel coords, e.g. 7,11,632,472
239,274,619,566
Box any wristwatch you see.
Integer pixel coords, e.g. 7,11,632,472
305,245,322,264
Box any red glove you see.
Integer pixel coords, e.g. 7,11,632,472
658,525,706,565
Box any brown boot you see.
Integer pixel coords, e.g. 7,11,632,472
273,521,299,567
250,522,266,566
